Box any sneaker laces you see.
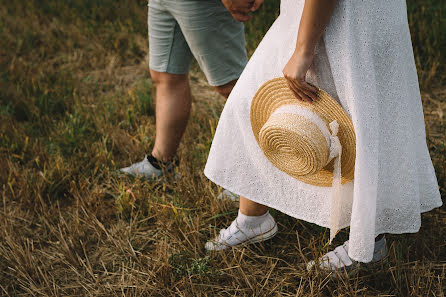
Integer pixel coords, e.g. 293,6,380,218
217,220,239,242
324,241,355,269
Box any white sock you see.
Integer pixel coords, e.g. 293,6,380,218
236,210,269,229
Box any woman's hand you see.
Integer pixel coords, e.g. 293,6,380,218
282,49,319,103
283,0,337,103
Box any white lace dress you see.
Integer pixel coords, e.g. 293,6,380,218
204,0,442,262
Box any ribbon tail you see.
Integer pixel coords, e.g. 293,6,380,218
329,141,342,244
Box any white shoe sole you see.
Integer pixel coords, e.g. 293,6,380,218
307,249,389,275
119,167,181,181
242,223,278,245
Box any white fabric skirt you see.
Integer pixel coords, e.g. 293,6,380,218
204,0,442,263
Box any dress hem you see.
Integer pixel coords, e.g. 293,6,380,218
205,169,443,235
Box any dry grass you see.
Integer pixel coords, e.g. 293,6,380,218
0,0,445,296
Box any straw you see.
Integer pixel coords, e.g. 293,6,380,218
250,77,356,186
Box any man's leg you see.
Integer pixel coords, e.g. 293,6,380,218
121,0,246,179
120,69,190,178
150,69,191,162
119,2,196,178
214,79,237,99
205,195,277,251
152,75,237,162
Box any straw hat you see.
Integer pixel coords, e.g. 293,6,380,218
250,77,356,187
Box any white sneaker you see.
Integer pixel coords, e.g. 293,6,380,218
120,156,163,180
217,189,240,201
205,212,278,251
307,237,388,272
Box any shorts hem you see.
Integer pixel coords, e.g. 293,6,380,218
207,70,244,87
149,64,190,75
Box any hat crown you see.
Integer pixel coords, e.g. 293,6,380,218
259,105,332,177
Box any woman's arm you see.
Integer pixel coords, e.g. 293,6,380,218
282,0,337,103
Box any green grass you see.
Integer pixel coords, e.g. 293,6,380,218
407,0,446,88
0,0,445,295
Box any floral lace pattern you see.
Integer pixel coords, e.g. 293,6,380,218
204,0,442,263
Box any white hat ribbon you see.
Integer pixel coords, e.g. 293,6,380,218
271,105,343,243
327,120,343,243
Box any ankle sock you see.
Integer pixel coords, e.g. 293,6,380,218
147,154,163,170
147,154,179,170
236,210,269,229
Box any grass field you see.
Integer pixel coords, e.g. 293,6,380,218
0,0,445,296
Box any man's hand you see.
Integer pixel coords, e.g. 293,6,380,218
222,0,264,22
250,0,264,11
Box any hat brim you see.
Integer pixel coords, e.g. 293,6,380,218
250,77,356,186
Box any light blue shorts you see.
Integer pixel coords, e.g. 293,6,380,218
148,0,248,86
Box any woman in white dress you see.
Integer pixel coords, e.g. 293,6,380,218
204,0,442,270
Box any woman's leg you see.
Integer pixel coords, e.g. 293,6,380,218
205,196,277,251
239,196,268,216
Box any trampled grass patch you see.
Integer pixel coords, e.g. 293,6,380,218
0,0,444,296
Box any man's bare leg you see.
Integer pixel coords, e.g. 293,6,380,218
150,69,191,162
214,79,237,99
151,71,237,161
